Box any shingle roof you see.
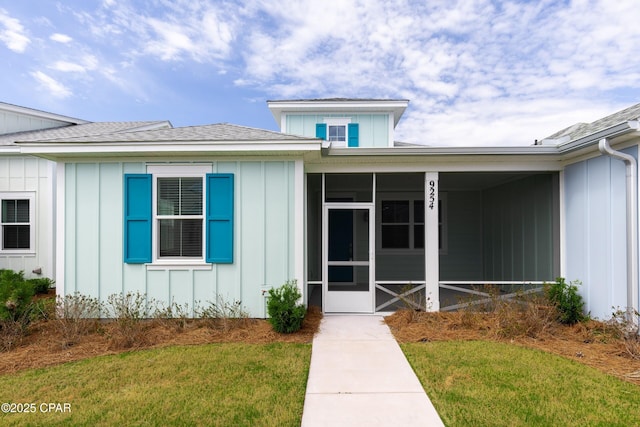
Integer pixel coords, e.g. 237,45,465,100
2,121,170,146
544,102,640,142
27,123,315,143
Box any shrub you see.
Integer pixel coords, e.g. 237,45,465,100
545,278,586,325
195,296,249,332
54,293,103,348
27,277,55,294
152,299,191,331
105,292,149,349
266,280,306,334
607,307,640,360
0,269,35,322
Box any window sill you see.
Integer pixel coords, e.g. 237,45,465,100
0,250,35,256
146,263,213,271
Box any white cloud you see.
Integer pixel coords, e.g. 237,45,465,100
231,0,640,145
0,9,30,52
30,71,72,98
50,33,72,43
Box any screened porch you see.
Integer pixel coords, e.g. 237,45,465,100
305,172,560,313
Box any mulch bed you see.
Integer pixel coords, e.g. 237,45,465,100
0,306,322,375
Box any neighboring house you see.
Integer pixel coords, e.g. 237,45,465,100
0,101,171,281
13,99,640,321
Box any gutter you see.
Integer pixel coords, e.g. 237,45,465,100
598,138,639,326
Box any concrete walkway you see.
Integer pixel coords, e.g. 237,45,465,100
301,315,444,426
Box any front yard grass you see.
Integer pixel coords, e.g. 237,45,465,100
403,340,640,427
0,342,311,427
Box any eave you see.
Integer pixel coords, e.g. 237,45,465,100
267,99,409,127
16,140,322,161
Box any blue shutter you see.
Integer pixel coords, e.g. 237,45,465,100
206,174,234,263
123,174,152,263
348,123,359,147
316,123,327,140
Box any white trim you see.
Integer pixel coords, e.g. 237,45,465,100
388,115,394,147
294,160,304,295
0,191,36,254
323,117,352,147
559,170,566,278
56,163,65,298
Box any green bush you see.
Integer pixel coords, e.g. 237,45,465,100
0,269,36,322
27,277,55,294
545,277,586,325
267,280,306,334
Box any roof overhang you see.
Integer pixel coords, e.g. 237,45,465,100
16,139,322,161
267,99,409,127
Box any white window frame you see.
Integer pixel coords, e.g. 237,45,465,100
147,164,212,265
0,191,35,254
377,191,448,254
323,117,352,147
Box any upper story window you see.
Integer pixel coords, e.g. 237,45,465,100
328,125,346,142
316,118,359,147
0,192,35,252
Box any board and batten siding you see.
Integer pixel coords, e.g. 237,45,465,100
0,110,69,134
439,191,484,281
63,160,296,317
482,174,559,282
564,146,636,319
285,114,390,147
0,155,54,277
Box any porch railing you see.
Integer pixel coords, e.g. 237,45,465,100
439,281,547,311
375,281,426,312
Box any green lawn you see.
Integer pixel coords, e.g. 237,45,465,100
403,340,640,427
0,343,311,427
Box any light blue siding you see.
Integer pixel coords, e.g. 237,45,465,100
64,160,296,317
564,147,635,319
286,114,389,147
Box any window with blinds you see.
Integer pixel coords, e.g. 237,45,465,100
157,177,203,257
1,198,31,250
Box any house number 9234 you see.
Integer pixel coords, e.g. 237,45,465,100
428,180,436,210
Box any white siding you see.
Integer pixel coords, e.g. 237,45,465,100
0,110,69,134
0,155,54,278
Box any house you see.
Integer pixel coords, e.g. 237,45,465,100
0,101,170,280
13,99,640,321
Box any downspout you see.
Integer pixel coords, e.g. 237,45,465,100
598,138,639,326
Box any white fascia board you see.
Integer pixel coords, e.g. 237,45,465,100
0,146,21,154
323,145,561,156
267,100,409,126
17,141,321,158
304,159,564,173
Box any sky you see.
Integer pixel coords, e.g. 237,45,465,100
1,0,640,146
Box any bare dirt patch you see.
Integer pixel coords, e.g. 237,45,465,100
385,309,640,386
0,305,322,375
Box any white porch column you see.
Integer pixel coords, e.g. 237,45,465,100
294,160,305,297
424,172,440,311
